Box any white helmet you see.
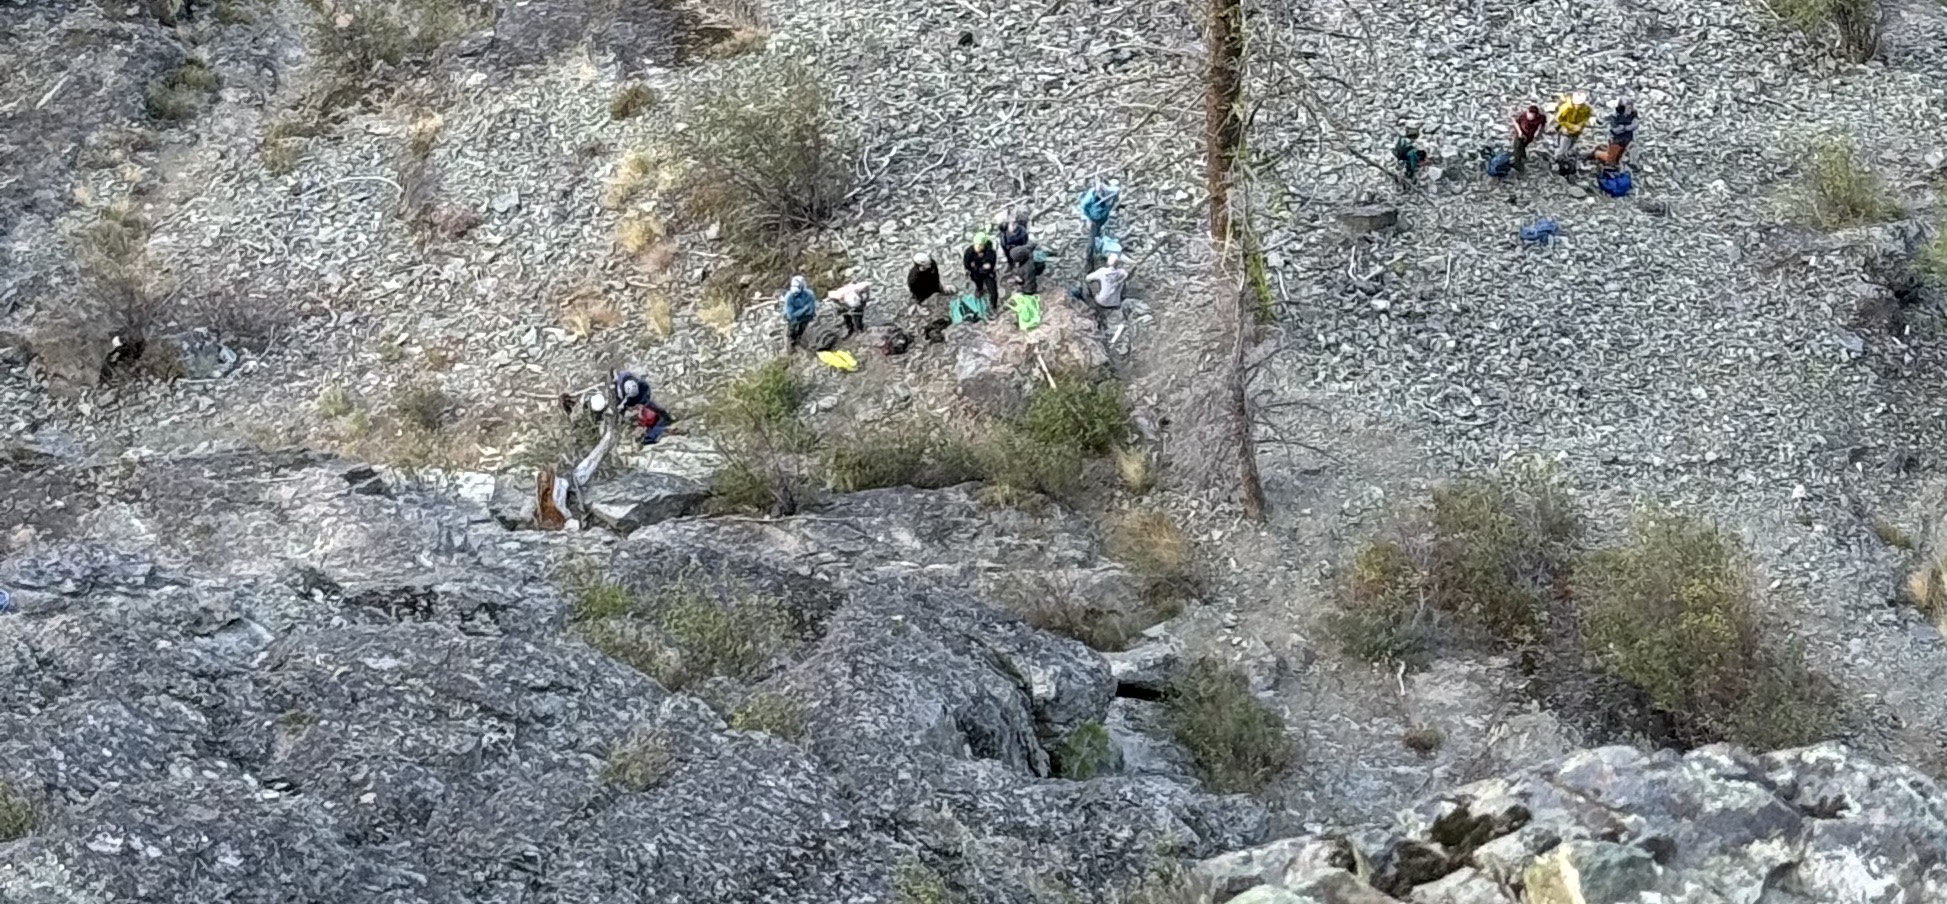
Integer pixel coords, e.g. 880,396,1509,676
913,252,932,265
1571,91,1589,106
586,394,608,413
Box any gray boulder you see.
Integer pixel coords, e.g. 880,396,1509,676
1339,205,1400,235
584,470,709,533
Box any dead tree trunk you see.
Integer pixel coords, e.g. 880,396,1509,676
1204,0,1268,521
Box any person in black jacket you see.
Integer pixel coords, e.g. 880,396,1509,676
906,252,949,313
1000,210,1031,274
963,233,999,312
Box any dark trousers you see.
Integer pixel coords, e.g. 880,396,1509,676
1512,134,1535,171
970,273,998,309
787,317,811,346
842,310,865,335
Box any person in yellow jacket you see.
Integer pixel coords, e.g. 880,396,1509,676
1552,92,1594,162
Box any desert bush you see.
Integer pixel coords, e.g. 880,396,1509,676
406,112,443,159
1053,721,1116,779
389,381,451,433
991,573,1178,652
0,783,35,842
823,422,981,492
1023,375,1130,456
1797,135,1899,230
73,202,172,379
669,57,852,289
968,427,1086,506
261,137,303,175
1325,539,1435,665
603,730,676,791
892,857,955,904
1769,0,1880,61
685,0,770,58
1578,513,1837,749
1903,521,1947,628
1917,228,1947,288
578,577,792,690
180,287,294,352
1163,659,1291,793
1329,469,1578,663
300,0,480,77
565,562,633,622
729,691,806,740
318,384,357,419
610,82,657,120
709,360,817,514
1105,511,1198,603
824,426,931,492
144,59,219,123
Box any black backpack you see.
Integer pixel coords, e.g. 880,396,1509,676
881,326,912,355
922,317,951,344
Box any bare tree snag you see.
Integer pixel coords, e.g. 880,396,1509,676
1204,0,1268,522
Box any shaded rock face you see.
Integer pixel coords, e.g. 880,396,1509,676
1199,744,1947,904
0,451,1264,903
948,299,1108,417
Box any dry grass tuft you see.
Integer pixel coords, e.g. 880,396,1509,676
1105,511,1198,604
1796,135,1900,230
617,216,666,256
644,292,675,340
605,150,656,209
603,729,677,791
559,286,623,339
145,59,220,123
407,112,444,159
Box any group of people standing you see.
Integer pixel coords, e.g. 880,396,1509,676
1394,91,1640,183
779,178,1135,353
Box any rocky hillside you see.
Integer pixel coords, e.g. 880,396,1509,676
7,0,1947,900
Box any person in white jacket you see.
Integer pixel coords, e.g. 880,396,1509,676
1080,254,1129,328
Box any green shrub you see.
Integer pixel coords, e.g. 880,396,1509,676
389,381,451,433
1328,469,1578,664
300,0,478,77
1053,721,1116,779
720,359,804,430
824,425,932,492
1578,514,1837,749
1768,0,1879,62
0,783,36,842
603,730,676,791
1797,135,1899,230
892,857,956,904
709,360,817,514
729,691,806,740
990,573,1178,652
144,60,219,122
1162,659,1291,793
564,563,632,622
317,384,356,419
577,577,792,691
1023,375,1129,456
1917,228,1947,288
970,428,1086,505
672,56,851,238
1401,725,1445,757
1326,539,1434,665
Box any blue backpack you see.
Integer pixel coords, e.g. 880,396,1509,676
1485,152,1513,178
1598,169,1633,197
1520,219,1560,245
950,294,988,324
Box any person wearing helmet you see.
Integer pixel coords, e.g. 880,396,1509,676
963,233,1000,313
780,274,817,349
1001,209,1032,275
1511,104,1547,172
1393,125,1428,182
1552,92,1594,162
906,252,949,312
610,370,673,446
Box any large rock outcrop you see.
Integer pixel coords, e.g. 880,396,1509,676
0,448,1261,903
1197,744,1947,904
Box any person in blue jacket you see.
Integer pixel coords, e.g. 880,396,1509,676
780,275,817,349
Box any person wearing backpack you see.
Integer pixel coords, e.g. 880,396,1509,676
1511,104,1546,172
963,233,1000,313
1605,97,1638,159
1077,253,1129,329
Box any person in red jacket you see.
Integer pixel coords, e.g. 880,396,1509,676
1511,105,1546,173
